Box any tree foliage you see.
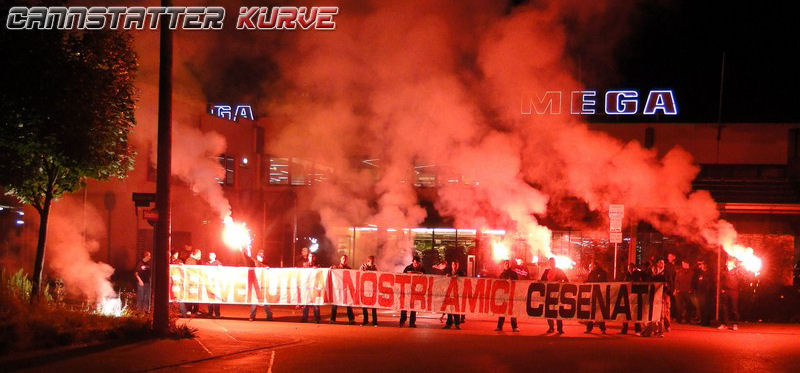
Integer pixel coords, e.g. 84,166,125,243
0,28,138,209
0,19,138,298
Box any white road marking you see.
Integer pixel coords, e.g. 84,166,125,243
195,338,213,356
267,350,276,373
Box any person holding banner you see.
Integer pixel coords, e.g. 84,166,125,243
359,255,379,326
301,253,322,323
621,263,648,335
443,261,462,330
184,248,203,316
541,257,568,334
495,260,520,332
585,261,608,334
246,250,274,321
330,255,356,324
399,256,425,328
205,252,223,318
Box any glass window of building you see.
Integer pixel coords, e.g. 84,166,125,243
217,155,235,186
268,157,289,185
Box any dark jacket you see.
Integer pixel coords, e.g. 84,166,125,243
331,263,351,270
721,269,740,294
500,268,518,280
674,268,693,292
541,268,568,282
360,263,377,271
631,268,650,282
650,268,667,286
403,264,425,274
136,260,151,284
586,267,608,283
692,269,713,295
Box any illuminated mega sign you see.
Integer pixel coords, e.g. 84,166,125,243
209,104,255,122
521,89,678,116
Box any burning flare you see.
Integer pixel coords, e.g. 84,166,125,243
222,216,252,251
723,243,763,275
491,240,510,261
552,255,576,270
98,296,122,317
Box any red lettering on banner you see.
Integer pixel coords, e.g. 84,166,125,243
410,276,427,310
440,278,460,313
186,267,201,302
360,272,377,306
232,272,248,303
312,269,326,302
286,269,301,303
205,270,220,301
169,266,184,301
461,278,486,314
508,281,516,314
427,276,433,311
378,273,394,307
247,268,264,303
341,270,359,305
217,271,236,303
490,280,510,314
265,272,281,303
396,274,411,307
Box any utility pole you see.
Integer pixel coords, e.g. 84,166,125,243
153,0,173,335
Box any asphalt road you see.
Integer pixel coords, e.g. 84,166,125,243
177,305,800,373
9,305,800,373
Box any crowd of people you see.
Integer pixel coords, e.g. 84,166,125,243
135,246,744,335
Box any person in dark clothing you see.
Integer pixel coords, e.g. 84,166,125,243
359,256,379,326
674,260,694,323
495,260,520,332
246,250,274,321
718,264,741,330
585,261,608,334
296,246,309,267
621,263,649,335
399,256,425,327
541,257,568,334
692,261,713,326
443,261,462,330
647,259,668,336
135,251,152,312
205,252,223,318
664,253,677,331
330,255,356,324
301,253,321,323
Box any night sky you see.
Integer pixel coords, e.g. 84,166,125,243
584,0,800,123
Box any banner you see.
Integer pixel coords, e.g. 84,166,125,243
170,265,330,305
169,266,662,322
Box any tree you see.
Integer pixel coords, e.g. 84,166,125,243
0,24,137,302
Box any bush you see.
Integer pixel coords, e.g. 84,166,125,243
0,268,154,355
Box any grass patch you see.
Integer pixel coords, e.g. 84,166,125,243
0,268,193,356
